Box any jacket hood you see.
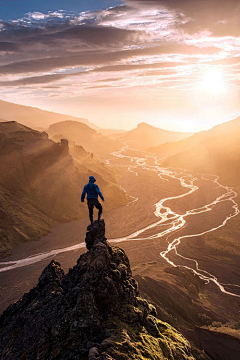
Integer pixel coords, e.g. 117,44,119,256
89,176,96,183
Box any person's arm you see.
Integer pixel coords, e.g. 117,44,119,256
81,186,87,202
96,185,104,201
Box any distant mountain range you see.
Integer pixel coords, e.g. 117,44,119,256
0,99,125,136
0,121,128,255
0,100,196,152
112,122,193,150
151,116,240,194
0,99,99,130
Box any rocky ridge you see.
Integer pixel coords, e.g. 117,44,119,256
0,220,195,360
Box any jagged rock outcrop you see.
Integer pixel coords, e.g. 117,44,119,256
0,221,195,360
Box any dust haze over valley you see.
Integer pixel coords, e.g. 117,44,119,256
1,0,240,359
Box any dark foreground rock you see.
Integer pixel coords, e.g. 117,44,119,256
0,220,195,360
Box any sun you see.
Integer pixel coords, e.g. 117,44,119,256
200,68,226,95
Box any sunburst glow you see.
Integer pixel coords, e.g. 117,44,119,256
200,68,226,95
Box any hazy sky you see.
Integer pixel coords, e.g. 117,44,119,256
0,0,240,131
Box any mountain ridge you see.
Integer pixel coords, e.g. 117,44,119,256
0,99,126,136
153,115,240,195
136,122,192,133
149,116,240,158
0,99,99,130
111,122,193,150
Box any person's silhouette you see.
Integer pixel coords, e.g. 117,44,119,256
81,176,104,224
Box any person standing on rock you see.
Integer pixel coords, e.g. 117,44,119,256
81,176,104,224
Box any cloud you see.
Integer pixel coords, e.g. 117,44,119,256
87,85,117,89
208,56,240,67
0,41,19,52
0,0,239,98
94,77,123,83
126,0,240,36
92,61,182,73
0,73,69,86
0,61,181,86
0,43,220,76
0,51,121,74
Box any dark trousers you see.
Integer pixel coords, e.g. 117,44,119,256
87,199,102,222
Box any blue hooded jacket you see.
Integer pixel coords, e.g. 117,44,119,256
81,176,104,202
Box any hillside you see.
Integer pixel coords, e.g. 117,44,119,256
0,99,99,130
0,220,195,360
112,122,193,150
155,117,240,193
48,120,121,158
0,121,128,255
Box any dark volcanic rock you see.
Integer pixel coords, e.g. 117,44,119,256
85,220,107,250
0,220,195,360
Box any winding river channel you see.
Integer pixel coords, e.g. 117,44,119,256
0,145,239,298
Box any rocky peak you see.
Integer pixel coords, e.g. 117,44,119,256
137,121,149,128
0,220,195,360
85,219,107,249
42,131,48,139
60,138,69,154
